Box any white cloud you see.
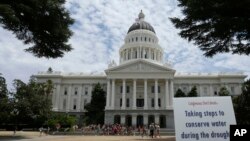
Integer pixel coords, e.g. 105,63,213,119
0,0,250,88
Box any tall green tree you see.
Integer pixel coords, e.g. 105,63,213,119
187,86,198,97
11,78,53,127
218,86,230,96
234,79,250,124
85,83,106,125
170,0,250,57
175,88,186,97
0,74,11,125
0,0,74,58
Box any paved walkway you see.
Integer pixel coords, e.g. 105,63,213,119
0,131,175,141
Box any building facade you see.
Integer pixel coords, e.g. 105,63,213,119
35,11,246,129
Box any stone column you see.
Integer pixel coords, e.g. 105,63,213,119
170,80,174,107
209,84,213,96
133,79,137,109
144,79,148,109
143,47,145,58
199,84,202,96
165,79,169,108
122,79,126,109
137,48,139,59
67,84,72,112
77,84,82,112
130,48,133,59
111,79,115,109
121,114,125,125
155,79,159,109
55,84,61,111
143,113,148,126
106,79,111,109
155,114,160,124
132,114,137,126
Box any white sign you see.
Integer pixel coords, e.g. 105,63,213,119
173,97,236,141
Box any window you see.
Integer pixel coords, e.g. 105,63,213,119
120,86,123,93
151,98,154,107
75,87,78,95
120,98,122,107
214,91,217,95
63,99,66,110
158,98,161,107
158,86,161,93
85,87,88,95
136,99,144,107
64,87,67,95
136,37,138,41
73,99,77,110
231,87,235,94
145,37,147,41
126,86,130,93
151,86,154,93
132,38,134,42
126,98,130,107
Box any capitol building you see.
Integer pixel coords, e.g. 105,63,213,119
35,11,246,129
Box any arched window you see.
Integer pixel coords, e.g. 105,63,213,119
136,37,138,42
145,37,147,41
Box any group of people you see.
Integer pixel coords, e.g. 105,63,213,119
81,123,161,138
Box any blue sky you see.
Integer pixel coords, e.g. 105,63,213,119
0,0,249,87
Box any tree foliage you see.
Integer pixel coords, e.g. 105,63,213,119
175,88,186,97
0,0,74,58
187,86,198,97
48,113,76,129
11,78,54,127
170,0,250,57
218,86,230,96
85,83,106,125
234,79,250,124
0,74,11,125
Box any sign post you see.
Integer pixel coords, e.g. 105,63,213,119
173,97,236,141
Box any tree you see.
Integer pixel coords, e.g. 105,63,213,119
218,86,230,96
85,83,106,125
11,77,53,127
187,86,198,97
0,74,11,126
170,0,250,57
175,88,186,97
0,0,74,58
234,79,250,124
48,113,76,129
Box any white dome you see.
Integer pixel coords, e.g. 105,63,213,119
119,11,164,65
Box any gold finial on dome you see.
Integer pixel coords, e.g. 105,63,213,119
138,10,145,20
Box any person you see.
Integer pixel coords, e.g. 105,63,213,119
141,125,147,138
47,127,50,135
39,127,43,137
149,123,154,138
156,124,160,138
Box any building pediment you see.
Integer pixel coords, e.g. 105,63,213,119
105,59,175,73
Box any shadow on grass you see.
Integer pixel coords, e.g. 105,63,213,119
0,136,30,141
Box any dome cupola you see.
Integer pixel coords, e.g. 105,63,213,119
119,11,164,65
127,10,155,34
